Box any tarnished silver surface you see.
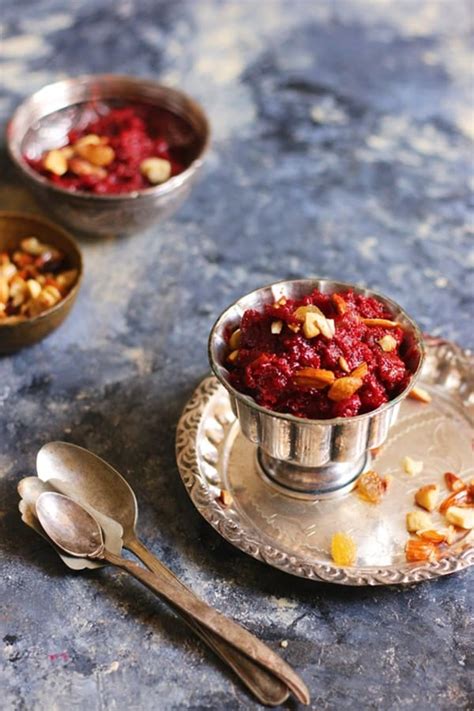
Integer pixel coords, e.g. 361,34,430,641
7,75,210,235
177,338,474,586
209,279,424,497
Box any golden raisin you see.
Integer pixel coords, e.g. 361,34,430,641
356,470,388,504
330,532,357,566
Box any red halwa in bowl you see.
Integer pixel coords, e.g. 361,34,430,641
7,75,210,234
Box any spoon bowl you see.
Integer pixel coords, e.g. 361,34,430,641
36,492,105,558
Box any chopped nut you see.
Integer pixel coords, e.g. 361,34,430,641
418,526,455,545
294,305,335,339
332,293,347,314
408,386,432,404
362,318,400,328
140,157,172,184
43,149,68,176
338,356,350,373
0,263,17,281
377,334,397,352
55,270,78,292
271,320,283,335
280,640,288,649
229,328,241,350
302,313,320,339
439,486,474,514
59,146,75,159
405,538,439,563
76,142,115,167
331,532,357,566
74,134,103,148
444,472,466,493
218,489,233,507
402,456,424,477
315,314,335,339
20,237,47,256
287,322,300,333
26,279,42,299
293,305,320,321
406,510,432,533
227,349,239,364
69,158,107,178
276,297,287,306
356,469,389,504
293,367,335,389
328,375,363,402
351,362,368,379
415,484,439,512
445,506,474,530
9,277,27,307
0,277,9,305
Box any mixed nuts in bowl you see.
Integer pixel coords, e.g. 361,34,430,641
209,278,424,498
0,212,82,353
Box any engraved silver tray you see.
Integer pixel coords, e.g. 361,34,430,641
176,339,474,586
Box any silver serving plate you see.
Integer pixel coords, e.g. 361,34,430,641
176,338,474,586
209,279,424,498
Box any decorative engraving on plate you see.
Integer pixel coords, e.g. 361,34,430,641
176,340,474,586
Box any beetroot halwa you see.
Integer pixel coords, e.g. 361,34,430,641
26,103,196,194
225,289,415,419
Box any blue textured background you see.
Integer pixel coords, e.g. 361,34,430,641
0,1,473,709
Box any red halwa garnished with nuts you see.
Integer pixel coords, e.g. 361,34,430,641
0,237,78,322
26,103,195,194
226,288,416,419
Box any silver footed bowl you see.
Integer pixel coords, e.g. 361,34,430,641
208,279,424,499
7,75,210,235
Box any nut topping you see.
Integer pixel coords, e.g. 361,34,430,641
332,293,347,314
328,375,363,402
351,362,368,379
362,318,400,328
140,157,172,185
338,356,350,373
69,158,107,178
294,367,335,389
76,143,115,167
271,320,283,335
229,328,241,350
377,334,397,352
43,149,68,176
302,313,320,339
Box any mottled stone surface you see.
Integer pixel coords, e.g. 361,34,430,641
0,1,473,709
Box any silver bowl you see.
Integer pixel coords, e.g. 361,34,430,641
209,279,425,499
6,75,210,235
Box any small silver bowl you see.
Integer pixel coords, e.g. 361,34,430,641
209,279,424,499
7,75,210,235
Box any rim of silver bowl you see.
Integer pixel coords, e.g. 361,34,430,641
208,277,425,426
6,73,210,202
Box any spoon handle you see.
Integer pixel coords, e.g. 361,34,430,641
103,550,310,706
127,537,289,707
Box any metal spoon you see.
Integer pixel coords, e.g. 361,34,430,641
35,492,309,706
36,442,292,706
